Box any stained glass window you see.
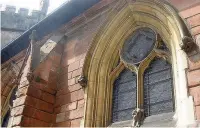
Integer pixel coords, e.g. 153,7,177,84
143,57,174,117
121,28,156,64
2,87,17,127
111,27,174,125
112,69,137,122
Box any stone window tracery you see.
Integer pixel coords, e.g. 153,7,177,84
111,27,174,124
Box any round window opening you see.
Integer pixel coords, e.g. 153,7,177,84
121,28,156,64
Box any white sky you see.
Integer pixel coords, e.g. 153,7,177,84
0,0,69,14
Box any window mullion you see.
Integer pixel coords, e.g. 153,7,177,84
136,70,144,109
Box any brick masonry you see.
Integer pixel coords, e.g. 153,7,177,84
5,43,62,127
53,3,112,126
180,2,200,121
1,0,200,127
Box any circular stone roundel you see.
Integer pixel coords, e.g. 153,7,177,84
121,28,156,64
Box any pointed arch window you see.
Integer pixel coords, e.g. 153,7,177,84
2,87,17,127
111,27,174,124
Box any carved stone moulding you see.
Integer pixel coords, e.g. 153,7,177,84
181,36,196,54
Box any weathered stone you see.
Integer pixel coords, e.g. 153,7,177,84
70,118,82,127
53,120,70,127
56,112,65,123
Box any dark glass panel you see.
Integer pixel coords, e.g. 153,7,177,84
112,109,133,123
121,28,156,64
149,101,174,115
143,58,174,117
159,41,169,51
2,110,10,127
112,69,137,123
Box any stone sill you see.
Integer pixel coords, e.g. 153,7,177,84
109,112,176,127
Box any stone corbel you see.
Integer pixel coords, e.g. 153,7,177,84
78,75,87,88
181,36,196,53
132,108,145,127
173,12,196,54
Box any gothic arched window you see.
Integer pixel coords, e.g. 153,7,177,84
2,87,17,127
111,27,174,124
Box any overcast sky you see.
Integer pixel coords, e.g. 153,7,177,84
0,0,69,14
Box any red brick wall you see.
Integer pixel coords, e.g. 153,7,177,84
53,17,110,128
52,0,113,126
9,44,62,127
53,35,86,127
179,4,200,121
168,0,200,11
2,0,200,127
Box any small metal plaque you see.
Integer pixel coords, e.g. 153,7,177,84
121,28,156,64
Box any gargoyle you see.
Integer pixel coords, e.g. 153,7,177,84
132,108,145,127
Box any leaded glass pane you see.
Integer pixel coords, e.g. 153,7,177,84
112,69,137,123
2,110,10,127
121,28,156,64
143,58,174,117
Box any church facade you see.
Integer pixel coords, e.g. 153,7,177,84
1,0,200,127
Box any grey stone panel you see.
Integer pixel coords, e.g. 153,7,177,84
1,11,40,31
18,8,29,16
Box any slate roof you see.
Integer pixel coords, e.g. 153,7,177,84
1,0,100,64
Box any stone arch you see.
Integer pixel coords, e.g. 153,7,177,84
1,84,17,125
81,0,195,127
